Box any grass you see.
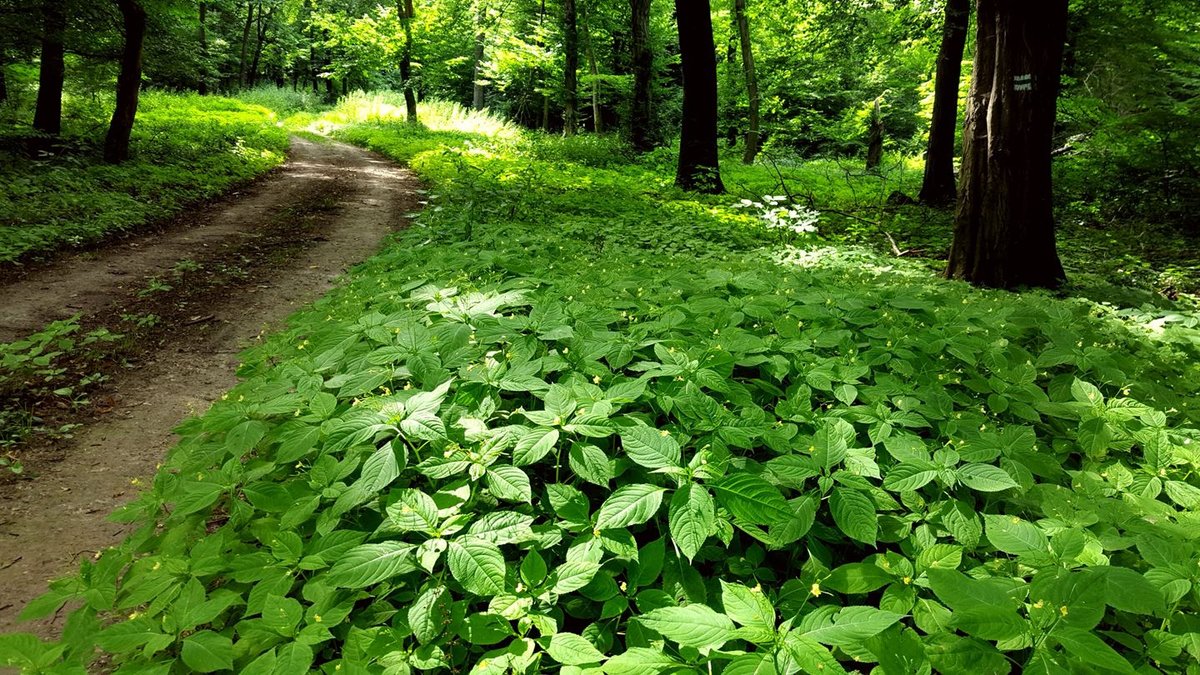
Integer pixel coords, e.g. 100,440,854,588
0,91,291,266
3,95,1199,673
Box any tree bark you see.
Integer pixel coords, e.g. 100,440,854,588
399,0,419,122
733,0,759,164
198,2,209,94
563,0,579,135
946,0,1068,288
866,97,883,170
238,1,254,89
629,0,654,151
104,0,147,164
674,0,723,193
919,0,970,205
33,0,66,137
249,4,270,88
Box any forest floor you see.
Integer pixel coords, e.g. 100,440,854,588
0,137,422,636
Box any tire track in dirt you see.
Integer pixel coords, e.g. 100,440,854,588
0,136,423,636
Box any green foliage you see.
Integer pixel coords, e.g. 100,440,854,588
7,103,1200,674
0,91,288,265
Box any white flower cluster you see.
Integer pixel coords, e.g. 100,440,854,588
734,195,819,235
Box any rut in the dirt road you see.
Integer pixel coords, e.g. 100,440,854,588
0,137,423,636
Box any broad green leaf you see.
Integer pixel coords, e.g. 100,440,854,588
668,483,714,560
595,484,666,530
513,427,560,466
409,586,452,644
1052,627,1136,674
829,487,877,544
824,562,892,594
620,424,682,470
801,606,902,647
553,560,602,594
724,652,779,675
487,465,532,503
181,631,233,673
448,540,507,596
711,473,793,526
637,604,735,650
327,542,416,588
720,581,775,630
882,463,938,492
569,443,614,486
547,632,606,665
601,647,684,674
983,514,1049,556
957,464,1019,492
781,632,847,675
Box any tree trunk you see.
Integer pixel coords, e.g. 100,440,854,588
563,0,579,135
248,6,266,88
238,1,254,89
198,2,209,95
472,6,485,110
919,0,970,205
399,0,418,123
674,0,723,193
0,61,7,104
946,0,1068,289
584,10,602,133
866,97,884,170
733,0,759,164
104,0,147,164
33,0,66,137
629,0,654,151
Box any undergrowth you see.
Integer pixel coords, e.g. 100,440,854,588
0,91,289,266
3,98,1200,674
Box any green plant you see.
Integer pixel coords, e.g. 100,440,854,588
5,102,1200,675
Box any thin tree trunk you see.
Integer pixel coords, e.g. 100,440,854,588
674,0,723,193
946,0,1068,288
399,0,418,123
472,6,485,110
0,61,8,104
866,97,884,170
733,0,759,164
563,0,579,135
104,0,147,164
629,0,654,151
33,0,66,137
198,2,209,94
583,7,602,133
919,0,970,204
249,5,274,88
238,1,254,89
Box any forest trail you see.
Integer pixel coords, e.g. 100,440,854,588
0,137,422,637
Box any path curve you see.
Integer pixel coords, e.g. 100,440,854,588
0,137,422,636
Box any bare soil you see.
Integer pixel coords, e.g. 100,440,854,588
0,137,422,637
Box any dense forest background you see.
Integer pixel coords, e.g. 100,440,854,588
2,0,1197,233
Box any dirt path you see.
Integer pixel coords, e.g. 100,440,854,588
0,136,422,637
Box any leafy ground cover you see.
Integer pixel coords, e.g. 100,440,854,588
0,92,290,266
4,97,1200,674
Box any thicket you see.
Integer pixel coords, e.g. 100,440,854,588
4,99,1200,674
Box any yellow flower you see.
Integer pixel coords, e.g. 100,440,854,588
810,583,821,597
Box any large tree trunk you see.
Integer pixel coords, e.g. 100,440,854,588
563,0,579,135
399,0,418,123
628,0,654,151
104,0,147,164
198,2,209,94
919,0,970,205
674,0,723,193
249,5,275,88
946,0,1068,288
238,1,254,89
33,0,66,137
733,0,759,164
